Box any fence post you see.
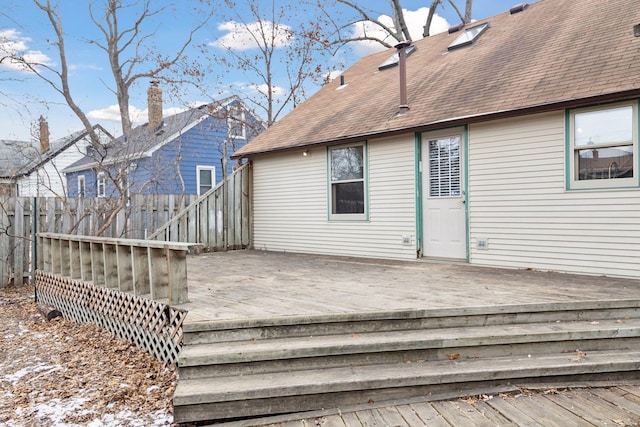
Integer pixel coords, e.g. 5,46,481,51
33,197,38,300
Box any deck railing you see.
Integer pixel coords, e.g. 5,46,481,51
147,163,251,250
37,232,199,305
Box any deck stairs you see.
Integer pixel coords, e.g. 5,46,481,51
173,299,640,424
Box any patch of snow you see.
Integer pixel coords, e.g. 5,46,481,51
15,397,91,426
3,363,61,384
86,409,172,427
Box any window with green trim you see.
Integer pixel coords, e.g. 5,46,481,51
329,143,367,219
568,101,638,189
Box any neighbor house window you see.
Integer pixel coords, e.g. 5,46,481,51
197,166,216,195
568,101,638,189
97,172,106,197
77,175,86,198
329,143,367,220
228,110,246,140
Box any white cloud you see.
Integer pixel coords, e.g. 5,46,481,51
251,83,285,97
211,20,292,51
325,70,343,82
350,7,450,56
88,104,187,125
69,63,103,72
0,29,53,72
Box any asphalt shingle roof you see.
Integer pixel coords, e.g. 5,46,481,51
65,97,237,172
0,125,112,178
234,0,640,158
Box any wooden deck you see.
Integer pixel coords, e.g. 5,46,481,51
179,250,640,323
175,250,640,425
216,383,640,426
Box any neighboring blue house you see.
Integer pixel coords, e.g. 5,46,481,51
64,87,264,198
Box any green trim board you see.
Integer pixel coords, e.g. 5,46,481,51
414,132,423,257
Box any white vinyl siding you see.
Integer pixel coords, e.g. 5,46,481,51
16,131,107,198
468,111,640,279
252,135,417,260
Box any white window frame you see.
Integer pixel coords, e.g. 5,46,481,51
197,165,216,195
228,110,246,140
567,101,638,190
327,142,368,221
97,172,106,198
77,175,86,198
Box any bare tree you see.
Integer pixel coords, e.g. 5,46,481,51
424,0,472,37
210,0,336,127
5,0,214,235
318,0,474,52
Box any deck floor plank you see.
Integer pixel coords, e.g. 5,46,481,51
353,409,386,427
574,388,639,424
485,396,545,426
394,404,427,426
446,400,495,427
511,394,587,427
339,412,363,427
589,387,640,417
470,400,519,426
549,390,623,425
374,406,408,426
409,402,452,426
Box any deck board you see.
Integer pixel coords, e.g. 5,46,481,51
213,386,640,427
181,250,640,324
485,396,545,426
409,402,451,426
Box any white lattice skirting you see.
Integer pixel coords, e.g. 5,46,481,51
35,270,187,365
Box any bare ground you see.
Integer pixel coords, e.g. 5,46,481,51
0,284,177,426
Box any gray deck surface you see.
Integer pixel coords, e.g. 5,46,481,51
179,250,640,324
178,250,640,426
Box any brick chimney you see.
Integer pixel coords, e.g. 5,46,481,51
39,116,50,153
147,81,163,130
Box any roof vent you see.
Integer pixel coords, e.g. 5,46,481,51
378,44,417,70
634,23,640,37
509,3,529,14
448,23,465,34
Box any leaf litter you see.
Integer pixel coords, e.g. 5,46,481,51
0,285,176,426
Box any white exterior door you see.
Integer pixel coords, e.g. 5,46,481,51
422,131,466,259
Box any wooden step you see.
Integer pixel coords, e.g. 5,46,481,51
178,318,640,379
173,349,640,424
182,300,640,345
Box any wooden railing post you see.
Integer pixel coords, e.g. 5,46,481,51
36,232,197,305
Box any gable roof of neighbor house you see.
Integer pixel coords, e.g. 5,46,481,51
234,0,640,158
64,96,247,173
0,124,113,179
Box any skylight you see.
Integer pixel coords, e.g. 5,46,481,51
448,22,489,51
378,45,417,71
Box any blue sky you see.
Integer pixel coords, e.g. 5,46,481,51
0,0,526,141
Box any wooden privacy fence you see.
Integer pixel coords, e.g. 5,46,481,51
148,163,251,249
0,164,252,288
0,194,200,287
